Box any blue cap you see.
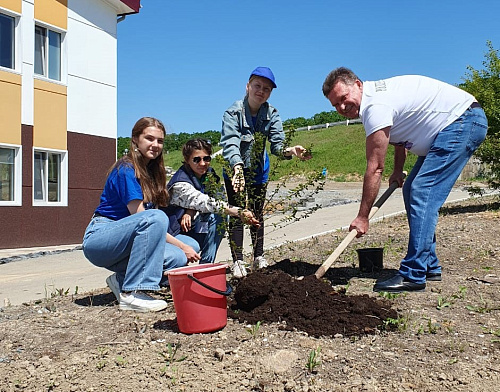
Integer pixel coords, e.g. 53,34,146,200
249,67,277,88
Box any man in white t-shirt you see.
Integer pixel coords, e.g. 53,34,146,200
322,67,488,293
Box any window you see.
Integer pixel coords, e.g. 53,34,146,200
33,149,67,205
0,145,21,206
34,25,61,81
0,12,14,69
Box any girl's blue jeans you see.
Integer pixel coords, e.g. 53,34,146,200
82,209,168,292
400,106,488,283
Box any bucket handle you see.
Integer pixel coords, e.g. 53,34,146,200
187,274,233,296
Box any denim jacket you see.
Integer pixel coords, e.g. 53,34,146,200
220,97,288,170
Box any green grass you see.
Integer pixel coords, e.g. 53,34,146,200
164,124,417,180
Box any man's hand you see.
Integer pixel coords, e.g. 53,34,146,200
388,171,405,188
349,216,369,238
232,164,245,192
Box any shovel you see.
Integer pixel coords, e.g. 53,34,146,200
314,179,403,279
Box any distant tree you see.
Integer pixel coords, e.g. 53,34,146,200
164,130,221,151
195,130,221,146
172,132,192,151
461,40,500,189
311,111,346,125
283,117,309,130
117,137,131,159
283,111,346,130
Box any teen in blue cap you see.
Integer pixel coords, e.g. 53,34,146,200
220,66,311,278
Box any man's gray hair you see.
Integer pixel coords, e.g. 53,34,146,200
322,67,360,97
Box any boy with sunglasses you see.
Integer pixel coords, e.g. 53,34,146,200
161,138,259,265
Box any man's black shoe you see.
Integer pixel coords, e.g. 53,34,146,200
373,274,426,293
426,272,442,281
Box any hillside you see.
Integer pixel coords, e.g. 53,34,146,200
164,124,418,181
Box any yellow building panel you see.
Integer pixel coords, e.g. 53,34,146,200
34,78,66,95
34,0,67,30
0,70,21,145
0,0,21,14
34,79,67,150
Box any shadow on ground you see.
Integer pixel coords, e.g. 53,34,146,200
268,258,398,286
75,292,116,307
440,199,500,215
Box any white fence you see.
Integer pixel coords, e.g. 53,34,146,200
290,118,362,133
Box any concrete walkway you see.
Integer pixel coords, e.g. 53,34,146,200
0,185,472,306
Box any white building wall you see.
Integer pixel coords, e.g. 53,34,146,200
20,0,34,126
67,0,119,139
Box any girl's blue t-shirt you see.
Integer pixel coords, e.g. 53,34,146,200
95,163,143,220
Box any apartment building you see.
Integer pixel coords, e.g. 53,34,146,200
0,0,140,249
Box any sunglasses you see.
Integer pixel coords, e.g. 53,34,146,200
192,155,212,164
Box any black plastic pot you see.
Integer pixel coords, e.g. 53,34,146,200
357,247,384,272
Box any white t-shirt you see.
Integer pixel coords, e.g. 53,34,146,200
360,75,475,156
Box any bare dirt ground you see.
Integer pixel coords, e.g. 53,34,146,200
1,192,500,391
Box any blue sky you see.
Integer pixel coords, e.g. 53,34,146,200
116,0,500,138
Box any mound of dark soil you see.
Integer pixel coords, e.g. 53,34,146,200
228,260,398,338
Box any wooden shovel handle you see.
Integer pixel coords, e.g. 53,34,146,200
314,230,358,279
314,180,402,279
367,180,400,219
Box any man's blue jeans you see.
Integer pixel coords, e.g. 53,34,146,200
83,209,168,292
400,106,488,283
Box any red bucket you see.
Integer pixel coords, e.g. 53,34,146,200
167,263,232,334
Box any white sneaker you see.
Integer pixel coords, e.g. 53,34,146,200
106,273,121,301
253,256,269,269
119,291,168,312
231,260,247,278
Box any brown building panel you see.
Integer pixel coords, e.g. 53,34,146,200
0,129,116,249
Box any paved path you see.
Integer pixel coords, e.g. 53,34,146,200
0,185,472,306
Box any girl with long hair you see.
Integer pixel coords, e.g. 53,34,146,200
82,117,171,312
